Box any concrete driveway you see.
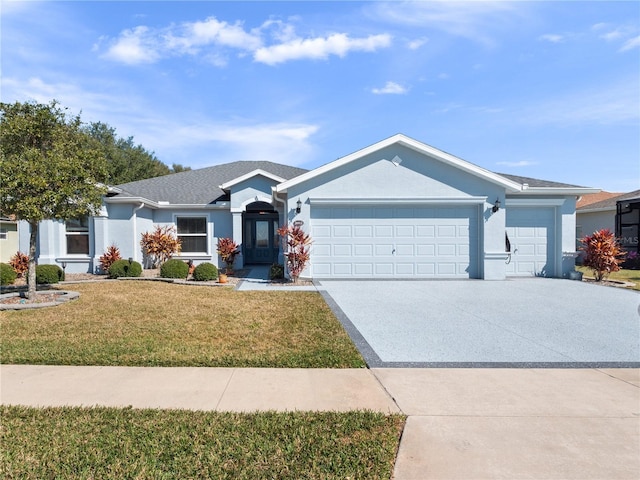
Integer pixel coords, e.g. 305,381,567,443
317,278,640,367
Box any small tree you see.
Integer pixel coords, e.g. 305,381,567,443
277,224,312,283
0,100,107,300
140,226,182,268
580,229,626,282
217,237,239,274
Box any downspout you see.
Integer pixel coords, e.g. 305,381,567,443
132,202,144,263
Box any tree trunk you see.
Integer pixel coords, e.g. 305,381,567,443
28,221,38,300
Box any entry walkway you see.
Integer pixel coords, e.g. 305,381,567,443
1,365,638,479
236,265,316,291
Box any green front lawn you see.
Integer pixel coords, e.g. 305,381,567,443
0,281,365,368
1,406,405,480
576,267,640,291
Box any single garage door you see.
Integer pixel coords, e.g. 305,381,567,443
311,205,479,278
506,207,555,277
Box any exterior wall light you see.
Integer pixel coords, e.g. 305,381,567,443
492,198,501,213
296,199,302,214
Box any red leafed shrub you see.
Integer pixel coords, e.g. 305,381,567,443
99,244,122,273
140,225,182,268
580,229,626,282
277,224,312,283
9,251,29,277
216,237,240,273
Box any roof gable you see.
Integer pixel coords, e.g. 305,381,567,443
276,134,523,193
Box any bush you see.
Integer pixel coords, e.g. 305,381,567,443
140,226,181,268
192,262,218,281
35,264,65,284
0,263,17,285
160,259,189,279
269,263,284,280
99,244,121,273
217,237,240,273
579,229,626,282
108,259,143,279
9,251,29,277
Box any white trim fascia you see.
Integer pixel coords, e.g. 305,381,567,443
230,194,274,213
219,169,286,191
505,198,565,207
103,196,230,210
576,206,616,214
309,196,488,206
276,134,522,193
513,187,600,195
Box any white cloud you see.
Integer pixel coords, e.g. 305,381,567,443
538,33,564,43
371,81,408,95
99,15,391,67
407,37,428,50
103,26,160,65
620,35,640,52
253,33,392,65
496,160,538,167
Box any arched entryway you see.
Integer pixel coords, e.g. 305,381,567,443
243,202,280,265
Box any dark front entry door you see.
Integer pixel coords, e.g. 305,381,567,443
244,214,279,264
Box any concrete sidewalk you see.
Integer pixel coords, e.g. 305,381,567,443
1,365,638,479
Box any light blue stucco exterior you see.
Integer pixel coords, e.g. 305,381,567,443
16,135,590,279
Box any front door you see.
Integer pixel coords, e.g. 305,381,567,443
244,214,279,264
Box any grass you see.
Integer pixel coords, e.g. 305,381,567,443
0,281,365,368
0,405,406,479
576,267,640,291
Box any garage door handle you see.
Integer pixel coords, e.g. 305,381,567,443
392,248,396,255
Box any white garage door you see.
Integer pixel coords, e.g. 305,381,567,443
311,205,479,278
506,207,555,277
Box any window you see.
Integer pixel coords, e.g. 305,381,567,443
177,217,207,253
66,217,89,254
0,228,7,240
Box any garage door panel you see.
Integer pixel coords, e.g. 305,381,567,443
333,244,352,257
311,205,478,278
506,207,555,277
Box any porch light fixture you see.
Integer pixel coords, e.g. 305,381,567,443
492,198,501,213
296,198,302,214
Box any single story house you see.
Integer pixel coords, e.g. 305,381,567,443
576,191,624,239
17,134,598,279
0,217,19,263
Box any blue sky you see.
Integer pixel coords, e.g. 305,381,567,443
2,1,639,192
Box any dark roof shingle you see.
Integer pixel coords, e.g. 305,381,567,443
114,161,308,204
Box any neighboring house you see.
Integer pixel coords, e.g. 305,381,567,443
576,191,623,240
0,217,19,263
18,134,598,279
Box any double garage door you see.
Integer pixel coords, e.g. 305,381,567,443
311,205,479,278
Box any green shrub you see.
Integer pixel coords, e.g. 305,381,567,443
0,263,17,285
269,263,284,280
160,259,189,279
108,259,143,279
35,264,65,284
192,262,218,281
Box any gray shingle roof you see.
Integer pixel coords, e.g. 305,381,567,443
113,161,308,204
496,173,586,189
109,159,593,206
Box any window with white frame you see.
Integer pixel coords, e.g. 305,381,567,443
177,217,207,253
66,217,89,254
0,228,7,240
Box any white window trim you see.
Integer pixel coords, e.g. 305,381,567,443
64,218,91,257
174,215,210,255
0,228,7,240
